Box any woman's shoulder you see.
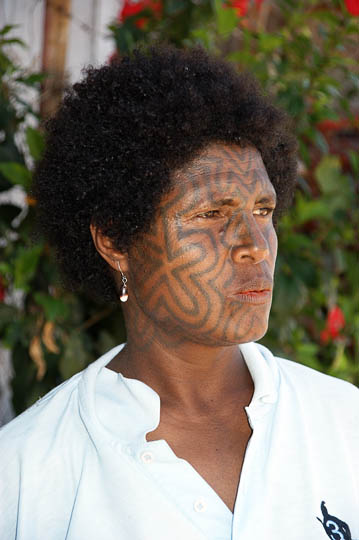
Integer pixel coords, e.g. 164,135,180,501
0,343,123,451
255,342,359,404
0,370,84,455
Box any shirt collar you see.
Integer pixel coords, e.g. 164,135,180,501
96,368,161,444
79,342,279,446
239,342,278,406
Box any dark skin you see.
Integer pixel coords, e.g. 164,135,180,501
91,143,278,512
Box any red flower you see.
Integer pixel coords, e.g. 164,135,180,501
225,0,263,17
0,276,5,302
344,0,359,15
118,0,162,28
320,305,345,344
319,328,330,344
327,306,345,338
227,0,248,16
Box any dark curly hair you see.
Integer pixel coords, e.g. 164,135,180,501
33,44,298,303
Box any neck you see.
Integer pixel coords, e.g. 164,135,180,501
107,304,254,415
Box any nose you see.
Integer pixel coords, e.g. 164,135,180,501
230,214,270,265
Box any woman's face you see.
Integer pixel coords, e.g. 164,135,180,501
127,143,278,346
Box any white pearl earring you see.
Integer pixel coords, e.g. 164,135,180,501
117,261,128,302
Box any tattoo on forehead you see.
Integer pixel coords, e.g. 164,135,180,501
173,146,271,203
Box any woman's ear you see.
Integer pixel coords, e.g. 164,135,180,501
90,223,129,273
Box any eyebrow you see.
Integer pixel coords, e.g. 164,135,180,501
205,194,277,207
256,195,277,205
213,198,236,207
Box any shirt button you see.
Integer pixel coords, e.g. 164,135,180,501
140,451,154,464
193,498,206,513
123,445,133,456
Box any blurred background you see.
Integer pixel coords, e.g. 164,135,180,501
0,0,358,425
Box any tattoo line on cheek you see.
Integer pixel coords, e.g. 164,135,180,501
131,202,216,328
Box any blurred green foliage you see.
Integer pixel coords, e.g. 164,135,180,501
0,1,358,415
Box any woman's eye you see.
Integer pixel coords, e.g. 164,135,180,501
253,207,274,217
196,210,221,219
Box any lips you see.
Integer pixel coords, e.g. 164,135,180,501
228,278,273,304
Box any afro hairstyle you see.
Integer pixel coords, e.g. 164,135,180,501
33,44,298,303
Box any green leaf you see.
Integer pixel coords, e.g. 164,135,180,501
295,196,332,223
16,73,46,86
0,38,26,47
315,156,342,194
328,342,353,381
2,321,24,349
259,33,283,53
0,162,32,190
296,342,322,371
34,292,70,322
215,1,237,36
189,28,213,50
280,232,314,251
348,150,359,176
14,244,43,290
0,25,17,36
0,262,11,275
111,24,138,55
272,271,308,314
0,50,14,72
26,126,45,161
60,331,91,380
165,0,187,16
0,304,19,330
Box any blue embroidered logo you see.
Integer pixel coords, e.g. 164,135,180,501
317,501,353,540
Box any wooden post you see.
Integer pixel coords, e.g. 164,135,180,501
40,0,72,119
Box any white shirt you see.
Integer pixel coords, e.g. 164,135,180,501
0,342,358,540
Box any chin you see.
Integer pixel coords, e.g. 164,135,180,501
225,314,270,345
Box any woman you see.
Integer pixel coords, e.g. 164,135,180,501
0,45,358,540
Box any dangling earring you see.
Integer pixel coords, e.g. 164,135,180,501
117,261,128,302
